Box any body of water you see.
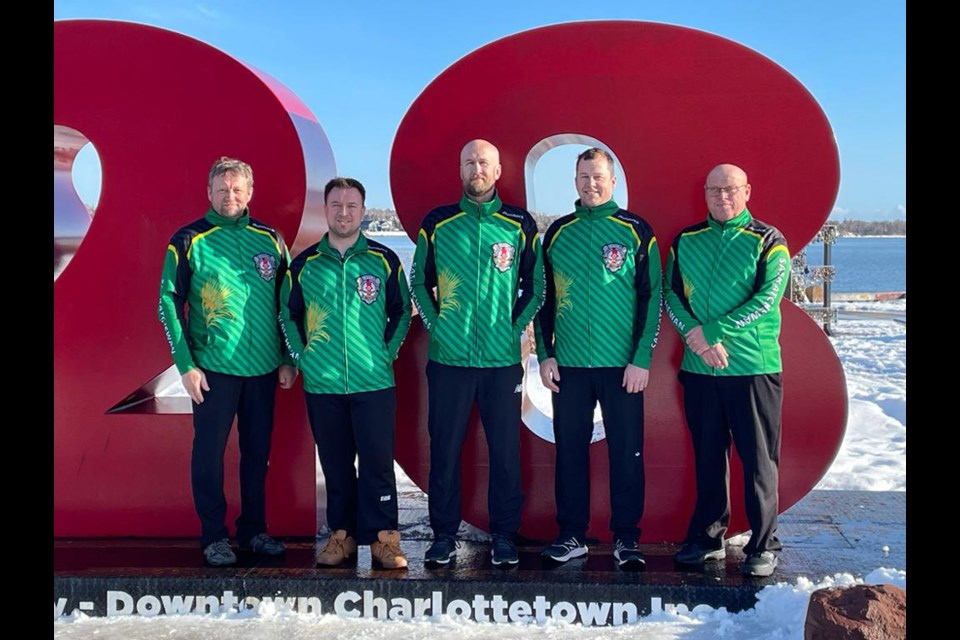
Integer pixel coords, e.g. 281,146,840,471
803,236,905,293
368,233,907,294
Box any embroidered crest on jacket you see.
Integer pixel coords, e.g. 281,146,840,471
491,242,516,272
356,274,382,304
253,253,278,281
602,243,627,273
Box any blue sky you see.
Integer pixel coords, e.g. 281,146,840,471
55,0,905,220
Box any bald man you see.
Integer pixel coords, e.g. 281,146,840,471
410,139,544,567
663,164,789,577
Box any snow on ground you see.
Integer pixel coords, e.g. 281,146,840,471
815,301,906,491
54,303,906,638
52,569,907,640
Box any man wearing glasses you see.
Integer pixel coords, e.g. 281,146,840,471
663,164,789,577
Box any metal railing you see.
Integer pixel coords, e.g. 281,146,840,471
789,224,838,335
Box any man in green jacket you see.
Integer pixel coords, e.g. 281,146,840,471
280,177,411,570
410,139,544,566
158,157,297,566
664,164,789,577
534,148,661,569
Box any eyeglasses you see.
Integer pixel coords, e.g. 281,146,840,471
705,185,747,197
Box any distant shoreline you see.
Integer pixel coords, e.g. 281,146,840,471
838,234,906,239
365,230,408,237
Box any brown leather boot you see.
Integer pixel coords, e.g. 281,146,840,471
315,529,357,566
370,530,408,569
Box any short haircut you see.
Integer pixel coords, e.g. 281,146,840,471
576,147,616,175
208,156,253,190
324,177,367,204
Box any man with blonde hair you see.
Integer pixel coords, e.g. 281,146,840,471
159,156,296,566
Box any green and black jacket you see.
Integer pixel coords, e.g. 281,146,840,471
663,208,790,376
409,192,544,367
158,208,290,377
279,233,411,394
534,199,662,368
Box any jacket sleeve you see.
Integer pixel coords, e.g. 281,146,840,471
533,227,557,362
157,235,196,375
630,234,663,368
662,236,702,338
278,255,307,366
511,215,545,335
274,232,295,366
409,222,439,331
384,258,412,359
701,235,790,344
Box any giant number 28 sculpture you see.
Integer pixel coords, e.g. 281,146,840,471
54,20,845,542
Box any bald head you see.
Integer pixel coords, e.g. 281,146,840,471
460,139,502,202
460,139,500,164
707,164,748,186
705,163,751,222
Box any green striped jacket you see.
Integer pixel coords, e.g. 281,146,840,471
409,192,544,367
663,208,790,376
279,234,411,394
534,199,662,368
158,208,290,377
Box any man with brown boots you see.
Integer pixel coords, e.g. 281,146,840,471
280,177,412,569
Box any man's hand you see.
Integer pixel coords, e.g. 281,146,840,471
684,325,711,355
539,357,561,392
622,364,650,394
182,368,209,404
698,343,729,370
278,364,298,390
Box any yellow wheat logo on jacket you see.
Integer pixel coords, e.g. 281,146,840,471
305,302,332,350
201,279,235,327
437,268,463,317
554,270,575,318
683,275,696,300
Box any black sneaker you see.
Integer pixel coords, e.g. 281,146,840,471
674,542,726,565
491,534,519,566
613,539,646,569
241,533,286,556
203,539,237,566
541,536,588,562
424,534,458,565
741,551,778,577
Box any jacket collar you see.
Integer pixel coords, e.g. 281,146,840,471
574,198,620,220
204,207,250,228
460,190,502,217
707,207,753,231
318,232,368,258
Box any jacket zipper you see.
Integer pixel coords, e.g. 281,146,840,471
474,210,482,367
587,216,595,367
340,252,350,391
705,225,730,376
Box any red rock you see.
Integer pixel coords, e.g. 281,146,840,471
804,584,906,640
